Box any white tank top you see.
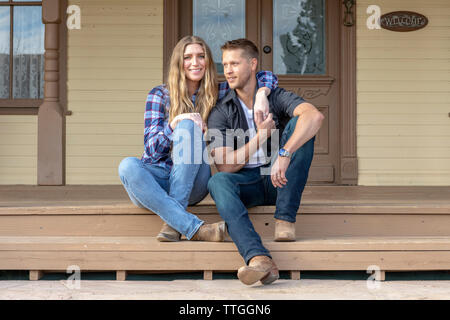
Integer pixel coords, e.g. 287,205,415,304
238,98,266,168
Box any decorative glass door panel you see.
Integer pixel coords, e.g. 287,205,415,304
273,0,326,75
266,0,340,184
193,0,246,73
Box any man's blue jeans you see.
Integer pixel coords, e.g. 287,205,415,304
118,119,210,239
207,117,315,264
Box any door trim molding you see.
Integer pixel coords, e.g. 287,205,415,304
339,1,358,185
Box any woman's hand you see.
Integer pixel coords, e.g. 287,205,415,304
170,113,206,132
254,87,270,120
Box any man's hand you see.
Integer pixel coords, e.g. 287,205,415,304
170,113,206,132
271,155,290,188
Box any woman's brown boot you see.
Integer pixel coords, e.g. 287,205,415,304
156,222,181,242
190,221,227,242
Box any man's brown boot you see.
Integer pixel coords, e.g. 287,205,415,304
156,222,181,242
190,221,227,242
237,256,279,286
274,219,296,242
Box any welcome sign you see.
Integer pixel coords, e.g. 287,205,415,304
380,11,428,32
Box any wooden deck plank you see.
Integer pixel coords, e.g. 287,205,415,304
1,250,449,271
1,214,450,238
1,185,449,210
1,202,449,215
0,186,448,274
1,236,450,251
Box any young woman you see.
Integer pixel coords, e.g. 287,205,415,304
118,36,277,242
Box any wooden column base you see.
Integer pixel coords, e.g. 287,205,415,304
375,270,386,281
203,270,213,280
37,101,65,185
116,270,127,281
29,270,44,281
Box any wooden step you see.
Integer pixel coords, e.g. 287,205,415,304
2,235,450,251
1,185,449,278
1,236,450,278
1,186,449,239
1,206,450,237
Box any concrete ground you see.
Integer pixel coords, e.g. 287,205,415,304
1,279,450,300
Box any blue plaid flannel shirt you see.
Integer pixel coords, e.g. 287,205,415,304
141,71,278,169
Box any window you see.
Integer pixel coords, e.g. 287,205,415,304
0,0,44,104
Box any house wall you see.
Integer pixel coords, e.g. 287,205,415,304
2,0,448,186
0,116,37,184
356,0,450,185
65,0,163,184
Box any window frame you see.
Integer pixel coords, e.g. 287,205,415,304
0,0,67,116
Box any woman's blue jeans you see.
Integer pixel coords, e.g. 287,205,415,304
207,117,315,264
118,119,210,239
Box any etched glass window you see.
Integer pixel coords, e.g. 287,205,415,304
273,0,325,75
193,0,245,74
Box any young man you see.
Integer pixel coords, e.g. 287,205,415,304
207,39,324,286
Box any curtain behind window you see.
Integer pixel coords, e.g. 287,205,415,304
0,6,9,99
13,6,44,99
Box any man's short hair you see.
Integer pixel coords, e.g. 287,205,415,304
221,38,259,60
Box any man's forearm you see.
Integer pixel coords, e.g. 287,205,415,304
215,132,268,173
283,110,323,154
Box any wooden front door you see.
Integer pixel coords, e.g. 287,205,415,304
164,0,357,185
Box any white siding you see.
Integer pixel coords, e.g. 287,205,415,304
357,0,450,185
0,116,37,184
66,0,163,184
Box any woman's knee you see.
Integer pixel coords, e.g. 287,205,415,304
118,157,141,181
175,119,200,131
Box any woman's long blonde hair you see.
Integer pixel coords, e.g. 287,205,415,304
167,36,218,123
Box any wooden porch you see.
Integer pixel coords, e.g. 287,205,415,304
0,185,449,281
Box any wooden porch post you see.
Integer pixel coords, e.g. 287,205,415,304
38,0,65,185
340,1,358,185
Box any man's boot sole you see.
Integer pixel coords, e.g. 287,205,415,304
156,232,181,242
260,269,280,285
274,231,296,242
274,236,296,242
237,266,270,286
